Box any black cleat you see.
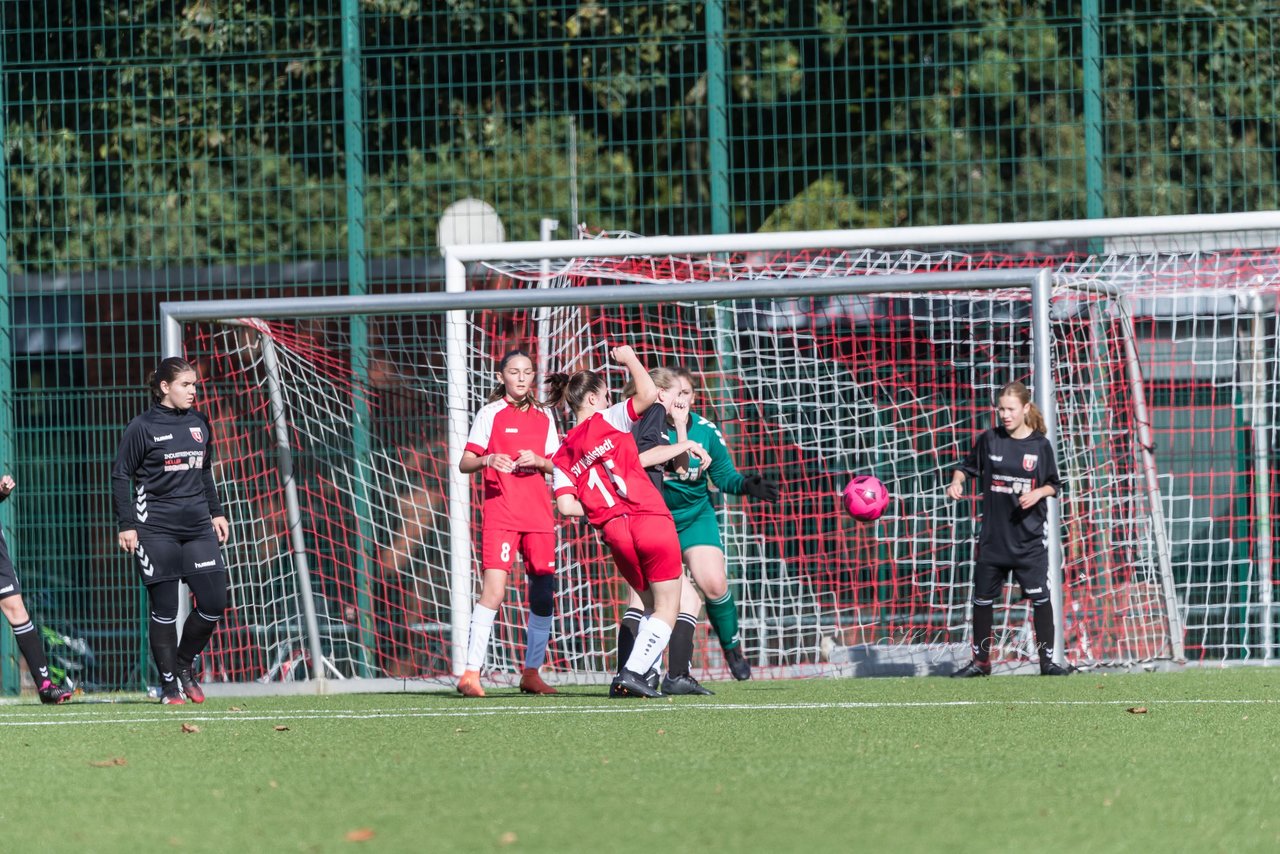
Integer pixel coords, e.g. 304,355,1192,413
1040,662,1075,676
950,660,992,678
176,667,205,704
643,667,661,691
159,682,186,705
610,668,661,697
609,668,662,698
661,673,714,696
724,646,751,681
37,679,73,705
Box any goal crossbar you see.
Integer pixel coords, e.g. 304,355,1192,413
160,268,1046,353
440,211,1280,266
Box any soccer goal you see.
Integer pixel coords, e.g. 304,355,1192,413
161,211,1280,692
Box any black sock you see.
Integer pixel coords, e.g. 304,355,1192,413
971,602,994,663
10,619,50,684
667,614,697,677
615,608,643,673
1033,601,1056,666
176,611,221,670
150,613,179,687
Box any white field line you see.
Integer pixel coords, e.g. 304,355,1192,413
0,697,1275,727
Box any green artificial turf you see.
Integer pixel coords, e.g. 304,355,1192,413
4,669,1278,853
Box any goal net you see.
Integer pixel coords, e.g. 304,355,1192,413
174,235,1280,689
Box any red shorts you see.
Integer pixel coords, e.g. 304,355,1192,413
481,530,556,576
600,514,683,593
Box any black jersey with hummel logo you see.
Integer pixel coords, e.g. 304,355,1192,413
957,426,1063,566
111,403,224,536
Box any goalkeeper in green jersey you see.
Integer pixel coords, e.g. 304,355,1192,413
664,367,778,680
616,365,779,684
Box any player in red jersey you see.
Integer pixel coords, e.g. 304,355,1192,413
547,346,684,698
616,367,714,695
456,349,561,698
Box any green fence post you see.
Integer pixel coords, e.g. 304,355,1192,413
1082,0,1105,237
0,41,18,696
706,0,731,235
342,0,376,677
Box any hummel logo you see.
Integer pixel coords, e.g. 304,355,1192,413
0,585,13,594
138,545,154,577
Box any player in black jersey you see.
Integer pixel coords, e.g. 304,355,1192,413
112,358,231,704
617,368,713,696
0,473,74,704
947,381,1072,677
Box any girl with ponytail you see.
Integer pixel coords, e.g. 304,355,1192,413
547,346,685,698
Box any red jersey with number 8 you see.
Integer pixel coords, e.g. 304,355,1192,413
465,398,560,533
551,400,672,527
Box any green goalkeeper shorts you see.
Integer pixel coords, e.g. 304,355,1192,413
674,503,723,552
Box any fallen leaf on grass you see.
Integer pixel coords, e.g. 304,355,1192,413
181,723,201,733
657,729,666,735
228,706,244,712
1126,707,1148,715
274,725,289,731
345,828,376,842
89,757,127,767
499,831,518,845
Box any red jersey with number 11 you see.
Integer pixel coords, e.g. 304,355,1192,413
551,400,671,527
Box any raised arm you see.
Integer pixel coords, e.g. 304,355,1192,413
612,346,656,415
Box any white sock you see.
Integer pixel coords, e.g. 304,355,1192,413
524,613,553,670
465,604,497,671
623,617,673,675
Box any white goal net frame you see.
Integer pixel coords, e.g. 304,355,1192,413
159,211,1280,693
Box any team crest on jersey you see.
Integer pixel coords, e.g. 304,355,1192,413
189,427,204,443
1022,454,1038,471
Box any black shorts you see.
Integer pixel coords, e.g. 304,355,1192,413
0,532,19,600
972,558,1050,603
133,528,226,587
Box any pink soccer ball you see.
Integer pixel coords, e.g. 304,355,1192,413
842,475,890,521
